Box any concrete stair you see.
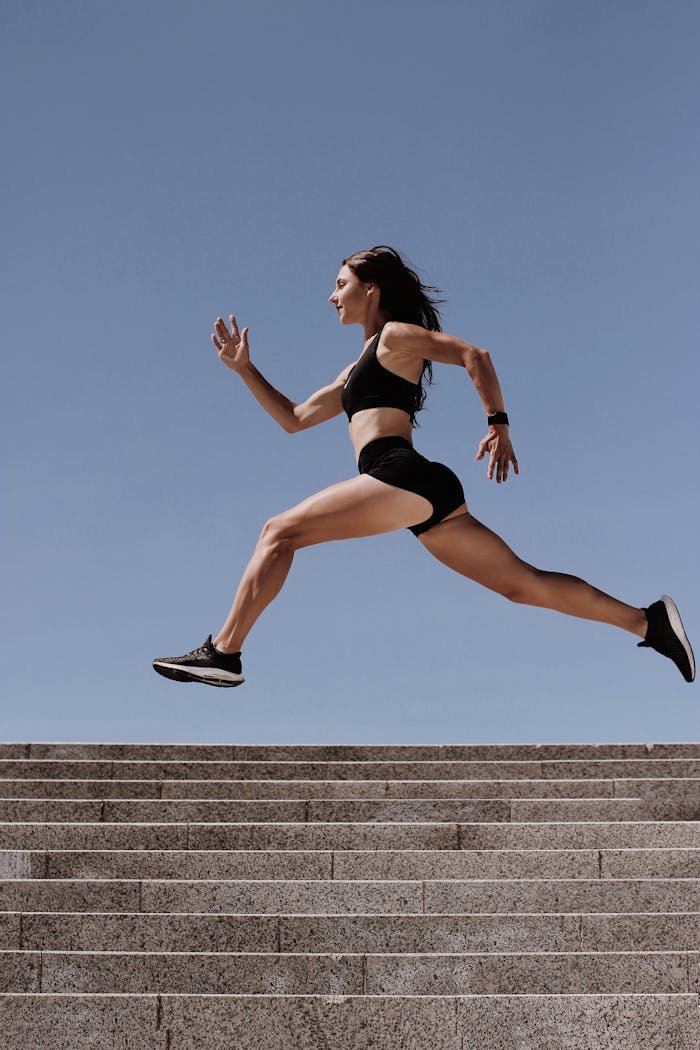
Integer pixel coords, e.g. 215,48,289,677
0,742,698,1048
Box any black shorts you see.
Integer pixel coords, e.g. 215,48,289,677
357,436,466,537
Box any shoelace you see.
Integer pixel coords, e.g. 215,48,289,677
187,636,215,659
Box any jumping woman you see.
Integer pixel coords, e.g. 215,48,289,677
153,245,695,687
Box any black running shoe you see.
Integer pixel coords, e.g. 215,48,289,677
638,596,695,683
152,635,244,688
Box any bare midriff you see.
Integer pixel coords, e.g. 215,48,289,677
349,407,414,463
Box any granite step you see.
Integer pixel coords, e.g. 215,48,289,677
1,992,698,1050
4,846,700,881
0,877,697,915
3,775,696,800
4,796,693,824
1,949,698,994
2,795,698,824
3,819,700,851
5,742,700,760
5,911,700,952
1,757,699,781
0,776,624,800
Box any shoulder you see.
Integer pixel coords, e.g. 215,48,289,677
381,321,437,358
382,323,476,367
382,321,425,344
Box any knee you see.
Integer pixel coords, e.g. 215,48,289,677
498,582,528,604
496,568,543,605
258,513,299,553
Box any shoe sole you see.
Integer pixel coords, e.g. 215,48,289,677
661,595,696,683
153,662,244,688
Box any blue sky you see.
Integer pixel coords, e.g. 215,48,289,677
3,0,698,743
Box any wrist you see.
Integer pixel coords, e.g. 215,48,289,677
236,360,255,379
487,410,509,426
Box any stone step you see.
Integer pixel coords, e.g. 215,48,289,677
5,742,700,760
0,877,697,915
4,796,699,826
4,911,699,952
4,847,699,881
3,820,700,851
1,757,699,781
1,949,698,994
2,775,696,800
0,778,641,800
1,993,698,1049
5,797,694,824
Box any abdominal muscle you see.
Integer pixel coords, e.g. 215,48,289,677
349,408,414,463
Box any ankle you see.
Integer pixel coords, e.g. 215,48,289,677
633,607,648,639
213,636,241,656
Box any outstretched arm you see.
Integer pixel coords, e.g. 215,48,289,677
212,315,352,434
382,321,519,483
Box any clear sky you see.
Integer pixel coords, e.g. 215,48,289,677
3,0,699,744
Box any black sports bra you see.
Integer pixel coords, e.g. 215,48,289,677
341,331,420,421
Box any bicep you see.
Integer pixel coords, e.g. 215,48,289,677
291,363,354,431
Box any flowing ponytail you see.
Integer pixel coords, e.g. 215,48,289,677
342,245,445,425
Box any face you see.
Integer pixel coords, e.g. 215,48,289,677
328,264,374,325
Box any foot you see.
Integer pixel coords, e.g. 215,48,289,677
638,596,695,683
152,635,244,688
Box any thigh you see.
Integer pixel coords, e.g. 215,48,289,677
273,474,433,549
418,508,536,589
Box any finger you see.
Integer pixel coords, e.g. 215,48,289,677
215,317,230,338
512,455,520,475
230,314,240,337
241,326,249,345
211,334,222,351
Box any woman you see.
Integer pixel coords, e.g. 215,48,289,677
153,246,694,686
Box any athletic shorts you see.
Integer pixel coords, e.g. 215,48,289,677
357,436,466,537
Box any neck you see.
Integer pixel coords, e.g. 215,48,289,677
363,306,389,342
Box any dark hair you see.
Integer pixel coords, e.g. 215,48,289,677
342,245,445,425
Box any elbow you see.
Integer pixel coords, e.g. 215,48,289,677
463,345,490,373
479,348,493,373
284,410,305,434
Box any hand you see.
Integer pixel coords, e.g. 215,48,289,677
211,314,249,373
476,425,519,483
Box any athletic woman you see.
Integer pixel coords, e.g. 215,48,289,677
153,245,695,687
